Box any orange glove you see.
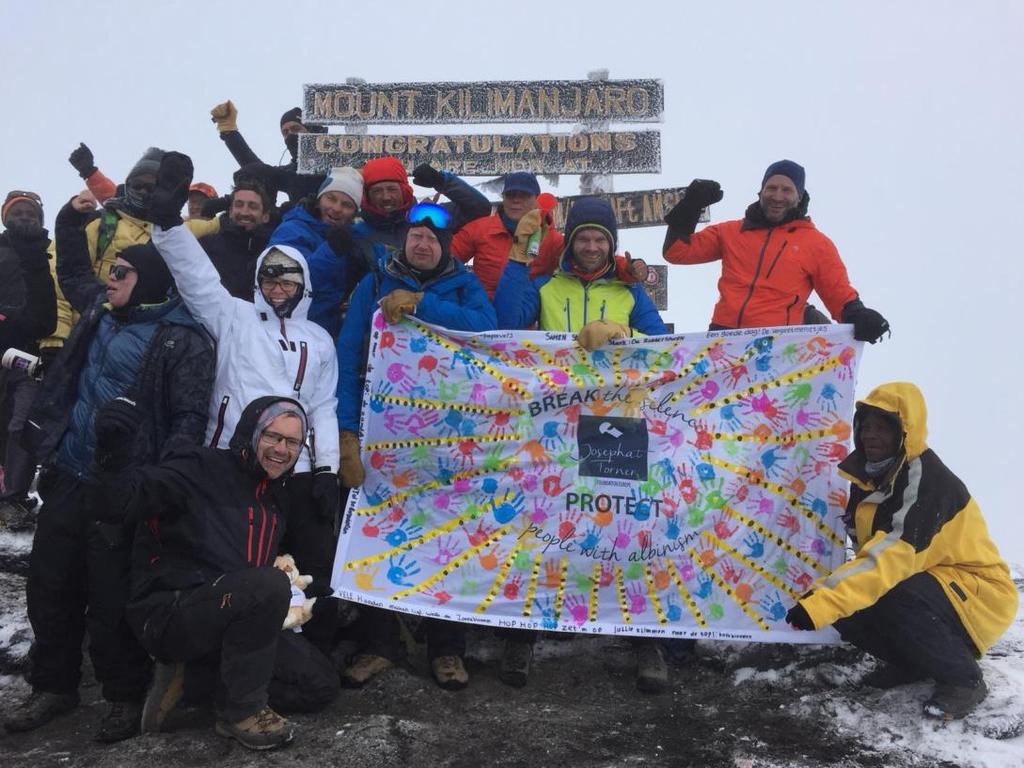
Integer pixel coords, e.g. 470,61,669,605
379,290,423,324
338,430,365,488
577,320,630,351
210,100,238,133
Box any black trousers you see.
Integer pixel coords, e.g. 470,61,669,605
834,571,982,687
26,468,152,701
136,568,295,723
353,607,466,661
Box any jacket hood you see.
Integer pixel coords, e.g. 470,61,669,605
228,396,308,477
281,203,330,236
561,197,619,262
253,243,313,320
854,381,929,460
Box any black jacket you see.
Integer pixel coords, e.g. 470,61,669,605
23,204,215,470
0,228,57,355
199,214,274,301
220,130,324,203
98,397,303,607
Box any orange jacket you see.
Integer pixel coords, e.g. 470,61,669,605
664,216,858,328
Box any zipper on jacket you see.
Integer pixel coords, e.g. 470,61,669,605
246,507,254,565
763,239,789,280
279,317,288,340
293,341,308,395
735,229,774,327
210,395,230,447
564,298,571,330
784,295,799,325
265,513,278,565
600,300,607,321
256,506,268,566
582,284,590,326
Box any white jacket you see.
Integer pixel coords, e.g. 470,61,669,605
151,225,339,473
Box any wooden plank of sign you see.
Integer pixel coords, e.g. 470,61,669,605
303,80,663,125
547,188,710,230
298,132,661,175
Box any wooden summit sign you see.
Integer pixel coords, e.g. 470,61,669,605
550,187,708,231
303,80,663,125
297,131,661,176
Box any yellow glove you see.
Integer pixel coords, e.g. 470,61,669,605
577,320,630,351
379,290,423,324
210,100,238,133
508,209,546,264
338,430,365,488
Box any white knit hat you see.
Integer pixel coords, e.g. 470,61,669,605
260,249,305,285
317,166,363,207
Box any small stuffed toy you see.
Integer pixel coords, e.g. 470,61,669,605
273,554,317,631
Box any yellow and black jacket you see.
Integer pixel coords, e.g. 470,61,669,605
801,382,1017,654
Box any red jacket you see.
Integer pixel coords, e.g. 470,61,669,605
451,212,565,298
664,216,858,328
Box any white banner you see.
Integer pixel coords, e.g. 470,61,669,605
332,316,861,644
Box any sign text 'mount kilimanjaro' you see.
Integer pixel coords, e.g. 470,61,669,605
303,79,663,125
298,131,661,176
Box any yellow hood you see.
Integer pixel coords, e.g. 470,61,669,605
857,381,929,460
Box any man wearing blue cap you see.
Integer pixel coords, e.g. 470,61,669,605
661,160,890,342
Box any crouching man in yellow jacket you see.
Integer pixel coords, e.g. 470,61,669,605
785,382,1017,720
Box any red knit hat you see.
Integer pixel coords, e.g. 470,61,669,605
360,156,414,213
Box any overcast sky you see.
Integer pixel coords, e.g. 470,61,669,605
3,0,1021,559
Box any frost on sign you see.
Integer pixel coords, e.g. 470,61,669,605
303,80,664,126
298,132,662,176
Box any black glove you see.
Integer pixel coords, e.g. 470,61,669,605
94,396,141,472
326,226,355,258
68,142,97,179
664,179,723,236
201,195,230,219
802,303,831,326
841,299,890,343
412,163,445,189
311,470,341,530
785,603,815,631
146,151,194,229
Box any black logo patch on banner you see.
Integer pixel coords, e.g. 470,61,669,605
577,415,649,481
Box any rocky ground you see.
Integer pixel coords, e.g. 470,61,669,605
0,523,1021,768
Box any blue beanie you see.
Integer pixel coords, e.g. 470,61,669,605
563,197,618,263
761,160,805,195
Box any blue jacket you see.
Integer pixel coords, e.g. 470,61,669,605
335,253,496,431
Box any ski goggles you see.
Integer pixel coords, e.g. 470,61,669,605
407,201,452,231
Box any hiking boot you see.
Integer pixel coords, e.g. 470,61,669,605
924,678,988,720
4,690,79,733
431,654,469,691
215,706,294,751
499,640,534,688
861,663,928,690
94,700,142,743
141,661,185,733
340,654,392,688
636,642,669,694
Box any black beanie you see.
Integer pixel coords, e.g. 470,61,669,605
280,107,302,127
127,147,165,183
118,243,173,306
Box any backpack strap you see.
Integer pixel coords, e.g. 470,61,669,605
95,210,119,265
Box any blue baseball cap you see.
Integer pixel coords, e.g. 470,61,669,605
502,172,541,196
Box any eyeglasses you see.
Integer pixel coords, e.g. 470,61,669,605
108,264,138,281
260,431,303,451
259,277,299,294
407,202,452,230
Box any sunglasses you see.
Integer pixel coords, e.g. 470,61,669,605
407,202,452,230
108,264,138,281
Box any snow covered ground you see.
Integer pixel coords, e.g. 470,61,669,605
0,520,1019,767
